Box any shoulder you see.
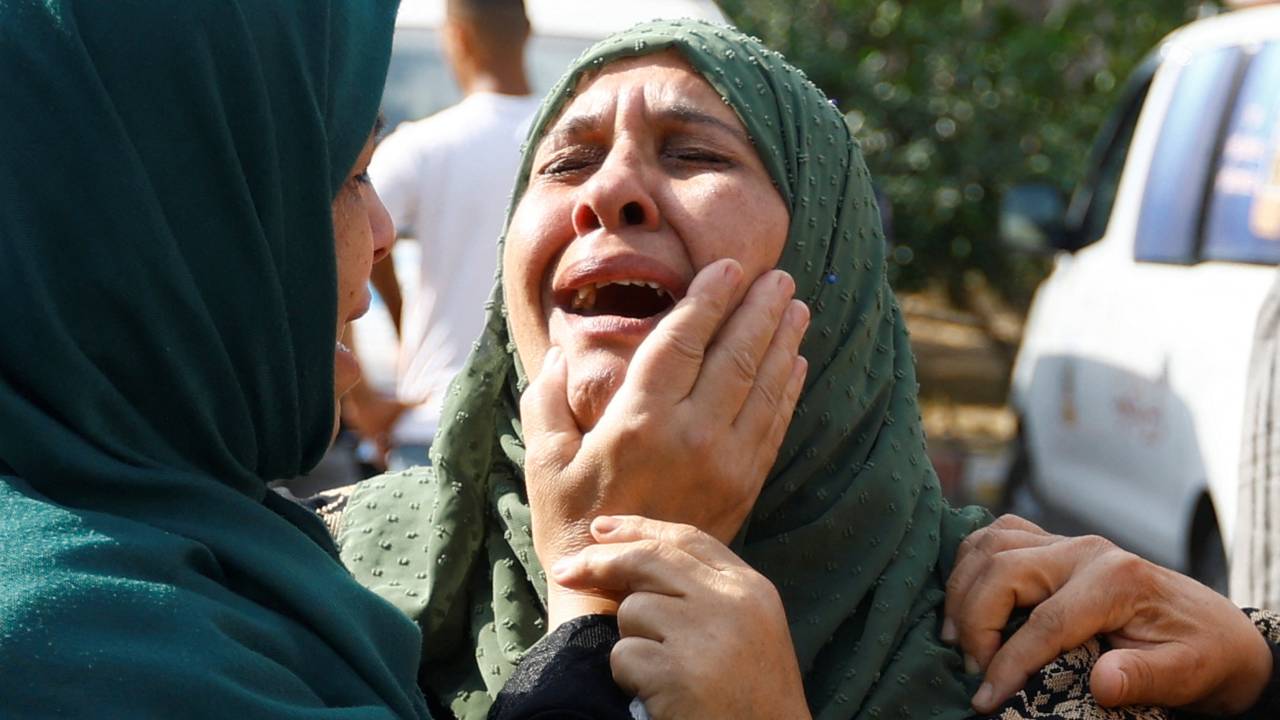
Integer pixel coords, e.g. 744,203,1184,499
0,502,242,715
380,100,483,150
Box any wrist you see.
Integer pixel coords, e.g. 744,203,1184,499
1228,629,1275,715
545,581,619,631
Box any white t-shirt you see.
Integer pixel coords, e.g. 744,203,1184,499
369,92,540,444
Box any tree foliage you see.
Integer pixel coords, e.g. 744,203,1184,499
719,0,1213,304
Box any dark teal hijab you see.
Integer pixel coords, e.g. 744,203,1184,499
0,1,428,717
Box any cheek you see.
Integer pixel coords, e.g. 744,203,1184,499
332,193,371,305
503,196,574,346
502,232,550,376
679,179,789,275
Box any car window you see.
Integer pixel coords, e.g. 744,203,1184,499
381,30,595,130
1202,42,1280,265
1070,66,1153,249
1134,46,1243,264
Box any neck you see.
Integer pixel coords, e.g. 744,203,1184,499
461,66,531,97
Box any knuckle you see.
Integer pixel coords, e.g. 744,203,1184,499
611,412,648,446
664,328,706,366
1075,534,1116,556
1106,549,1145,576
664,522,702,547
518,384,542,417
958,527,998,563
992,513,1025,530
683,427,715,457
617,592,645,618
636,538,666,558
1026,602,1067,640
753,377,783,412
1125,655,1156,696
727,344,758,384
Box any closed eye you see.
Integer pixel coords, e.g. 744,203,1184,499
538,146,606,178
665,147,730,165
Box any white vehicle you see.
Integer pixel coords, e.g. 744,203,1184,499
1003,4,1280,591
356,0,730,389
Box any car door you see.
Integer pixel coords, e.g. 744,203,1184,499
1028,45,1243,566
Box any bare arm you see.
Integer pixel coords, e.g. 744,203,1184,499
370,255,403,338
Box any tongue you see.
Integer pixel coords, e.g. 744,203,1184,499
588,284,672,319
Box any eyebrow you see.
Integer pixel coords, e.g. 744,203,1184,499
661,103,752,145
542,102,751,149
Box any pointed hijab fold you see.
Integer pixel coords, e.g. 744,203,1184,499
340,19,989,720
0,1,428,717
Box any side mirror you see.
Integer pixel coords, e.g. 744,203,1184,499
1000,184,1069,254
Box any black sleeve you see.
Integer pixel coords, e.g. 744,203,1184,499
487,614,635,720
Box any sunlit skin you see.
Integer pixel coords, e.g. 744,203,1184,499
332,132,395,430
503,52,790,431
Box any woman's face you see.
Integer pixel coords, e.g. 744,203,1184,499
333,132,394,411
505,53,790,430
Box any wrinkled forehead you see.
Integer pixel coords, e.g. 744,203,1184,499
533,51,749,153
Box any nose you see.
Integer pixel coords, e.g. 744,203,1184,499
571,149,661,236
364,184,395,264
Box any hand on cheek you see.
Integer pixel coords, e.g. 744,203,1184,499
520,258,809,628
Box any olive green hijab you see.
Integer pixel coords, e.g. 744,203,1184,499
341,19,988,720
0,1,427,717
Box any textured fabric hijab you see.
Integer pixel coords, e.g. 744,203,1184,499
340,19,989,720
0,1,428,717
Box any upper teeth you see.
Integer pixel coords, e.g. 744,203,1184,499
570,280,670,311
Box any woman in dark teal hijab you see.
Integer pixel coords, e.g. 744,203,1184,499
0,1,428,717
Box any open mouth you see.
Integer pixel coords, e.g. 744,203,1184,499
564,280,676,319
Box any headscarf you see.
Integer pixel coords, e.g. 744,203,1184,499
340,19,989,720
0,1,428,717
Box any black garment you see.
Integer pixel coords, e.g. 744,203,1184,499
489,615,632,720
489,611,1280,720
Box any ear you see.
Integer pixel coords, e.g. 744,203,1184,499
441,18,474,62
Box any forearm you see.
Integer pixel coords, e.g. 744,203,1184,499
370,256,402,336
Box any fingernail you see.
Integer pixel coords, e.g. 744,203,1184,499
592,516,620,534
940,618,957,643
964,654,980,676
544,346,562,366
972,683,995,711
551,557,574,577
788,301,810,329
721,260,742,282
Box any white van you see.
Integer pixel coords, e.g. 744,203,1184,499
1002,5,1280,591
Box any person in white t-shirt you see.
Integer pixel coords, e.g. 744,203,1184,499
355,0,540,469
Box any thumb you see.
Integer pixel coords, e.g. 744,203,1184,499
1091,645,1197,708
520,346,581,468
622,258,743,405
